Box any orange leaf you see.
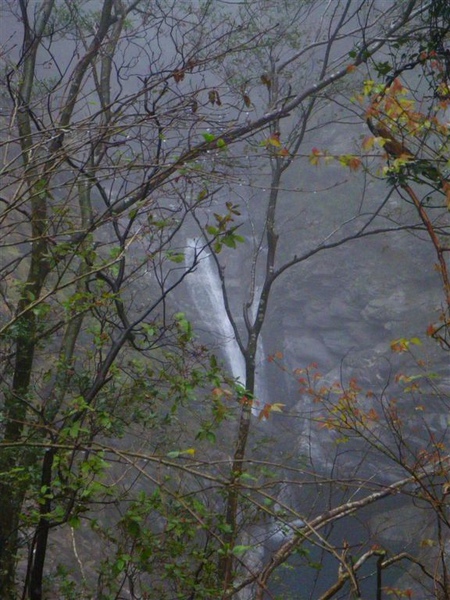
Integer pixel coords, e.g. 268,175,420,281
258,402,285,421
338,154,361,171
259,404,272,420
443,181,450,209
362,136,375,151
348,156,361,171
390,339,408,353
390,78,404,94
278,147,290,157
367,408,379,421
309,147,323,165
426,323,437,336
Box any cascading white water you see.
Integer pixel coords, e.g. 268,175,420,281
185,239,246,384
185,239,270,418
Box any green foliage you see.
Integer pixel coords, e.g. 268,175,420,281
93,489,224,599
204,201,244,253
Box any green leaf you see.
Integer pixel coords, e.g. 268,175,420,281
109,247,122,259
142,323,155,337
232,545,253,556
239,472,258,482
167,252,185,263
196,429,216,443
166,451,181,459
166,448,196,459
222,236,237,249
202,132,216,143
68,515,81,529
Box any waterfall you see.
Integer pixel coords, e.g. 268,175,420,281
185,239,270,418
185,239,246,384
